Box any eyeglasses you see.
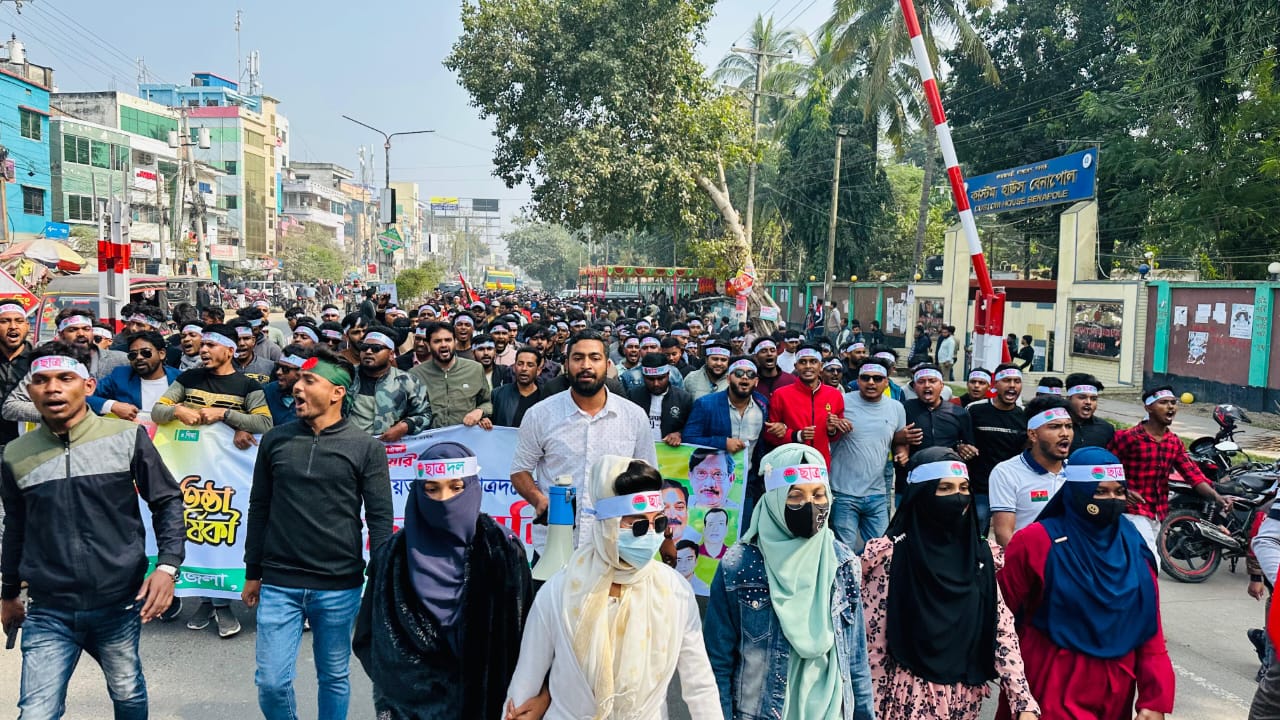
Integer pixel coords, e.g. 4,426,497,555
621,515,669,537
127,348,156,360
358,343,390,353
730,370,757,380
858,374,887,383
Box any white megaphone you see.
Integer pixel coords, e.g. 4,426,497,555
532,475,576,582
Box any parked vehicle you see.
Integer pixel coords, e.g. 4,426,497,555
1159,464,1280,583
1185,404,1253,480
34,273,209,343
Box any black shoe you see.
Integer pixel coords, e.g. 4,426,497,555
159,597,183,622
186,601,214,630
1250,628,1267,663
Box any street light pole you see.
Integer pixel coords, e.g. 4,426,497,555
341,115,432,280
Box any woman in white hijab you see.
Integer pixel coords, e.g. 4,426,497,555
503,455,721,719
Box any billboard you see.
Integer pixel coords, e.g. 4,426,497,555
471,198,499,213
430,196,459,212
965,148,1098,216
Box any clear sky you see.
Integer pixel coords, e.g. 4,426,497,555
1,0,829,227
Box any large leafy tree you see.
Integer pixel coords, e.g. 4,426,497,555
446,0,778,311
277,224,346,282
504,221,583,291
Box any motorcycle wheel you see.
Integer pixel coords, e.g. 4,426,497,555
1158,509,1223,583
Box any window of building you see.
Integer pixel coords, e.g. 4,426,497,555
66,194,94,221
111,144,128,172
21,186,43,215
90,140,111,169
119,107,178,142
223,195,238,210
63,135,90,165
224,161,237,175
19,109,41,140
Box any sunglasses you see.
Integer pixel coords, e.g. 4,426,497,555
358,343,390,353
127,348,156,360
859,374,887,382
622,515,669,537
730,370,757,379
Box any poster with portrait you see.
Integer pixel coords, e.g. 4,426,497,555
1187,331,1208,365
1229,304,1254,340
656,444,748,596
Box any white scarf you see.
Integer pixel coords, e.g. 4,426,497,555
562,455,684,720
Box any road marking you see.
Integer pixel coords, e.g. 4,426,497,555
1172,661,1252,711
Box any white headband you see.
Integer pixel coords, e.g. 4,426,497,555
823,359,842,370
913,368,943,382
993,368,1022,382
182,324,204,335
1144,389,1175,406
728,359,757,374
416,456,480,479
640,340,661,349
1036,386,1062,395
454,316,475,326
235,326,253,338
968,370,991,382
1063,463,1126,484
323,329,344,341
58,316,92,332
91,327,113,339
795,348,822,361
764,464,829,492
28,355,89,381
753,340,777,352
907,460,970,484
873,352,896,364
858,363,887,377
844,342,866,353
670,329,689,337
1027,407,1071,430
293,326,319,343
623,337,639,347
278,354,306,369
1066,384,1099,397
589,491,665,519
705,346,730,357
472,341,495,350
641,364,670,377
202,331,236,349
0,303,26,316
364,331,396,349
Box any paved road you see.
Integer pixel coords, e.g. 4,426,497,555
0,565,1261,719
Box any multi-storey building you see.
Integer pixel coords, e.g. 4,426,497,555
0,36,52,241
283,161,351,247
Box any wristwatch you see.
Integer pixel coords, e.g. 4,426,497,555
156,564,179,579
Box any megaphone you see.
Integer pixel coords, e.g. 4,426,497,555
532,475,575,582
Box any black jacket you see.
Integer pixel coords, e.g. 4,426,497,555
244,417,393,589
486,364,513,390
491,382,544,428
626,384,694,437
1,413,184,609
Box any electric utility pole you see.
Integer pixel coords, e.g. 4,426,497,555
730,46,792,247
823,126,848,305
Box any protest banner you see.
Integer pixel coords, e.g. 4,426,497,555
655,444,747,597
143,422,740,599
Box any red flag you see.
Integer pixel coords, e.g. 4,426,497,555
459,272,479,304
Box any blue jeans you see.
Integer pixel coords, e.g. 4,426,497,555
973,493,991,537
19,599,147,720
831,492,890,553
255,584,363,720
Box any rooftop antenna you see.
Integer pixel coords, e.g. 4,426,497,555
234,10,243,89
248,50,261,96
136,57,147,86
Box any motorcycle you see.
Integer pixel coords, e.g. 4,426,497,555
1186,404,1253,480
1158,464,1279,583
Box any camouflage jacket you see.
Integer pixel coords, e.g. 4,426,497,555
347,366,433,437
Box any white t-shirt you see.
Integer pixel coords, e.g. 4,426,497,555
140,377,170,413
988,452,1067,532
777,351,796,373
649,392,665,442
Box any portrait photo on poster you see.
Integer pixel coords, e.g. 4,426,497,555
657,444,747,596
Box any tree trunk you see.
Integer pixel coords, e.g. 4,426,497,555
695,172,779,334
912,129,937,278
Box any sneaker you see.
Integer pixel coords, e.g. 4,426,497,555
159,597,183,622
303,618,311,632
1249,628,1267,662
186,601,214,630
214,606,241,638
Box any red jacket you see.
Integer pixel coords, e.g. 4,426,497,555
764,380,846,468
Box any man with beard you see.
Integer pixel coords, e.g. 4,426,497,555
684,356,769,525
1109,385,1230,558
0,303,32,451
682,341,730,400
3,310,129,426
346,326,432,441
965,364,1031,534
491,347,545,428
471,333,512,390
90,331,180,421
616,335,642,378
410,322,492,429
839,341,868,388
821,358,845,389
626,353,693,447
621,335,684,392
451,313,477,360
510,330,656,543
523,325,562,385
750,336,797,401
168,321,206,371
230,320,277,384
151,324,274,637
396,325,432,370
339,314,369,366
489,321,517,366
762,343,850,468
262,346,309,425
1064,372,1114,451
989,396,1074,547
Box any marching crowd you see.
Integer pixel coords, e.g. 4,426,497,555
0,286,1269,719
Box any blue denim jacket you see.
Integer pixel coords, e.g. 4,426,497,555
704,539,875,720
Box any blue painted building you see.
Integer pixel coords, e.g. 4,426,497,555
0,62,52,239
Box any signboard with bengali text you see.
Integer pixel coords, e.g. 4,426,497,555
965,148,1098,216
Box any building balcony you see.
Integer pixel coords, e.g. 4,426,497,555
282,179,345,204
282,206,343,229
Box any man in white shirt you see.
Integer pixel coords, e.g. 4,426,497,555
936,324,958,381
988,396,1075,546
510,330,658,544
776,331,801,373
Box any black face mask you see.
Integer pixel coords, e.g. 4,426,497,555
784,502,830,539
1080,498,1127,527
921,492,972,534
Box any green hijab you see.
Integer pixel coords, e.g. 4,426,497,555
743,443,843,720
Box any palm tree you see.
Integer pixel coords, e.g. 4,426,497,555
823,0,999,277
